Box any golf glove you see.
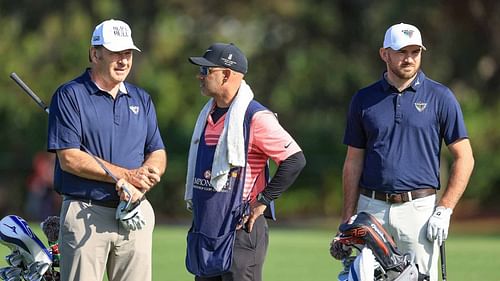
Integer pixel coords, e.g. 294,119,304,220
330,233,353,260
116,200,146,231
426,206,453,246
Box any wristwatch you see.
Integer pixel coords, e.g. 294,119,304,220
256,193,272,206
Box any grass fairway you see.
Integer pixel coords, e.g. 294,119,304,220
1,223,500,280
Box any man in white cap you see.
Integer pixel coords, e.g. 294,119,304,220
332,23,474,280
47,19,167,281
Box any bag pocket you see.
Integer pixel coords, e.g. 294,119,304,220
186,229,236,277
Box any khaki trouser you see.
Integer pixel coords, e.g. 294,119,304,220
357,194,439,281
59,198,155,281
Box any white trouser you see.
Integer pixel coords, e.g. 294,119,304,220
357,194,439,281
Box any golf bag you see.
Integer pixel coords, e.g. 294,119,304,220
335,212,429,281
0,215,60,281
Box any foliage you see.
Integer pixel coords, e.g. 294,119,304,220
0,0,499,218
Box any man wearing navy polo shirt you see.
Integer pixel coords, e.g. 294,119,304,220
336,23,474,280
47,19,166,281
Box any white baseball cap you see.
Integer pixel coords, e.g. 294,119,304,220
383,23,426,51
91,19,141,52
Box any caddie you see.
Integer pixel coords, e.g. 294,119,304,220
47,19,166,281
184,43,306,281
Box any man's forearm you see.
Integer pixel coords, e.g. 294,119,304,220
439,156,474,209
439,139,474,210
57,148,130,183
341,147,365,223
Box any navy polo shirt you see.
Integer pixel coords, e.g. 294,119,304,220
343,71,468,192
47,69,165,202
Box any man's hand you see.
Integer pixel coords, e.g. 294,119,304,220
427,206,453,246
127,166,161,193
116,179,144,203
238,201,267,233
330,233,353,260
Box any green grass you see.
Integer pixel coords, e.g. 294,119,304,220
1,224,500,280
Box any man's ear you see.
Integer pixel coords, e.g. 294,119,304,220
379,47,388,62
222,69,232,82
89,47,100,63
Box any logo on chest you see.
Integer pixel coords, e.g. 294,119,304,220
129,106,139,114
414,102,427,112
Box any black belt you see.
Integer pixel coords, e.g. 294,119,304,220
360,187,436,204
63,195,119,208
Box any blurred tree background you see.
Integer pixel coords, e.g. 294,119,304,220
0,0,498,221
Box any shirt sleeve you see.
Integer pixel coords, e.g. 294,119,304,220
143,94,165,154
343,93,367,148
47,86,82,152
439,88,468,145
249,110,302,165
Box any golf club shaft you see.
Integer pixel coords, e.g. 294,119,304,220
440,242,447,281
10,72,49,114
10,72,119,183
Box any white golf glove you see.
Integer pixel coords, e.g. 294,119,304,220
115,200,146,231
426,206,453,245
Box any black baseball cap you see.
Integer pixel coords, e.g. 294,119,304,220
189,43,248,74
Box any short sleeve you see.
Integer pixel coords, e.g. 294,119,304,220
249,111,302,165
47,86,82,152
343,94,366,148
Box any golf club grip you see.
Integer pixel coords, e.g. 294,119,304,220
440,242,447,281
9,72,118,183
10,72,49,113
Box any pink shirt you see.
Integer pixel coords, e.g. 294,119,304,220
204,110,301,201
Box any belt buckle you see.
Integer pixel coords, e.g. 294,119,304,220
386,193,401,204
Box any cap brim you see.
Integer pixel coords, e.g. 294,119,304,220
188,57,219,67
388,43,426,51
102,43,141,52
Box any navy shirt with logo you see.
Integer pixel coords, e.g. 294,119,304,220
343,71,468,192
47,69,165,202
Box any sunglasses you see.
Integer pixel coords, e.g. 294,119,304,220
199,66,226,76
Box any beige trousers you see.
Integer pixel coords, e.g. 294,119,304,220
59,199,155,281
357,194,439,281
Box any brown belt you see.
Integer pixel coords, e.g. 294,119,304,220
360,187,436,204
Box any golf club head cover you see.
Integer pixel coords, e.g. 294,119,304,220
338,212,407,272
115,200,146,231
40,216,60,244
330,233,353,260
0,216,52,267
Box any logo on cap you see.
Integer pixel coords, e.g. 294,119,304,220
402,29,414,38
221,53,237,67
112,26,129,37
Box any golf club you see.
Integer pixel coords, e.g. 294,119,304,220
440,242,447,281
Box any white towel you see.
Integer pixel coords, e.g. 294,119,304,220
185,80,254,202
348,247,376,281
